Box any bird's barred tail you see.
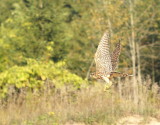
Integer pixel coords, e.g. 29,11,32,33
110,72,133,78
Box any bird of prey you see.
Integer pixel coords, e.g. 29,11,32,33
90,31,132,89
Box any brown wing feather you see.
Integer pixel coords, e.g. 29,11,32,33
95,31,112,75
111,40,121,71
110,72,129,78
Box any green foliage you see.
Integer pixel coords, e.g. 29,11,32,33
0,59,86,98
0,0,73,71
0,0,160,82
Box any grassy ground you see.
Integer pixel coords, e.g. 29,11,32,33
0,78,160,125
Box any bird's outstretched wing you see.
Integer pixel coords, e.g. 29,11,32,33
110,72,133,78
111,40,121,71
95,31,112,75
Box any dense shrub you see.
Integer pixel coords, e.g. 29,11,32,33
0,59,86,98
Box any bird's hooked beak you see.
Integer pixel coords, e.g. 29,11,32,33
90,73,96,78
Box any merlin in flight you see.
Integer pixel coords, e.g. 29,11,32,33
90,31,132,88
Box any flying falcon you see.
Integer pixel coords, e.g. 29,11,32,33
90,31,132,89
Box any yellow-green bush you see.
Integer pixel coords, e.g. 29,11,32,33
0,59,87,98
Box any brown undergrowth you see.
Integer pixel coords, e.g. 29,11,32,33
0,78,160,125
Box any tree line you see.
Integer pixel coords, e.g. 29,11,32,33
0,0,160,83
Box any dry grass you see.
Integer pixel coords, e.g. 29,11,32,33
0,77,160,125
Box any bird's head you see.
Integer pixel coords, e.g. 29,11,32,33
90,72,97,79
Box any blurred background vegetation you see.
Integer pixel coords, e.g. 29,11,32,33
0,0,160,124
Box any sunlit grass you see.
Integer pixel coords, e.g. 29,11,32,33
0,78,159,125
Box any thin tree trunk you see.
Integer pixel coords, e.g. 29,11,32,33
39,0,43,8
136,42,142,84
129,0,138,105
151,38,155,83
85,59,94,80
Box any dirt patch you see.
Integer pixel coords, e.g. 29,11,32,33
65,122,85,125
117,115,160,125
64,115,160,125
